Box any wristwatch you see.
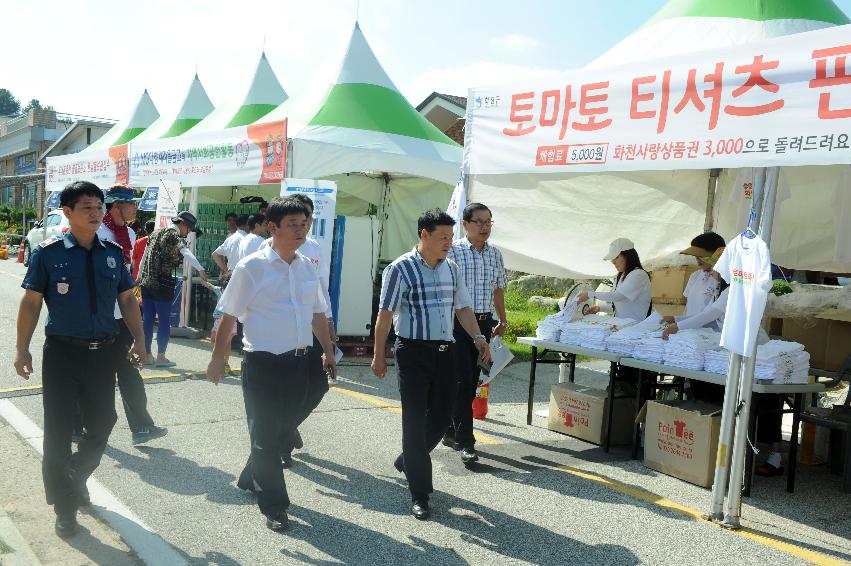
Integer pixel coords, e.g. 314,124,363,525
473,334,486,342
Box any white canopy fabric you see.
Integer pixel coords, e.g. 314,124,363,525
86,89,160,150
131,74,214,140
467,0,850,278
259,22,462,260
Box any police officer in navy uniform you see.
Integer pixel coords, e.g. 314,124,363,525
14,181,146,538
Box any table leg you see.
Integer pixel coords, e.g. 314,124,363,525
527,346,538,426
744,398,758,497
568,353,576,383
604,362,617,453
787,393,803,493
632,369,644,460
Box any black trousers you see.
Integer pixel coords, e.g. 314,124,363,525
395,339,456,502
237,350,311,517
42,337,119,515
280,336,329,455
447,315,494,449
115,320,155,432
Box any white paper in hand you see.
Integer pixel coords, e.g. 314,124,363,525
334,345,344,364
480,336,514,385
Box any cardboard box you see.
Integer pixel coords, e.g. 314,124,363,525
653,303,685,317
650,266,698,303
642,400,721,487
782,311,851,371
548,382,636,445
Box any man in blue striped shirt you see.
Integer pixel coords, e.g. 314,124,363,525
445,203,507,465
372,209,491,521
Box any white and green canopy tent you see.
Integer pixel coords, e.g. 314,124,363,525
189,51,287,132
255,22,462,261
466,0,850,278
86,89,161,150
131,74,215,141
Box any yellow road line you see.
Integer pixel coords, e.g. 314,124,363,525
555,464,850,566
0,384,43,394
330,385,502,446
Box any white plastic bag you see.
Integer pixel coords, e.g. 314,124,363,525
480,336,514,385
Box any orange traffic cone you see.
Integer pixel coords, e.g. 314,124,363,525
472,383,490,420
17,244,25,263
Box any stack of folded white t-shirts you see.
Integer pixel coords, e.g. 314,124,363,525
703,349,731,374
703,340,810,383
577,316,637,349
632,331,667,363
558,320,589,345
663,329,721,371
755,341,810,384
605,313,666,355
536,311,566,342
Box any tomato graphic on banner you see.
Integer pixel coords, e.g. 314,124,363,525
249,120,286,184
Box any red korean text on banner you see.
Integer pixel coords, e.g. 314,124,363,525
674,63,724,130
724,55,784,117
809,44,851,119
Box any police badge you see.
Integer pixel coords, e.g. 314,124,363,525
107,256,117,269
57,282,69,295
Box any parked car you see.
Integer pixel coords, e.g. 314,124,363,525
23,210,68,266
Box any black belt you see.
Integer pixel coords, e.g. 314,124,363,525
248,346,311,358
475,312,493,321
398,337,453,352
50,335,117,350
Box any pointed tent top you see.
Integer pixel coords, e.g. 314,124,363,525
337,23,398,91
241,51,286,107
591,0,849,68
86,89,160,149
354,20,360,31
130,74,215,141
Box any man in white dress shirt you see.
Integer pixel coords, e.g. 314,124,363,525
207,197,335,532
235,213,267,264
211,213,248,277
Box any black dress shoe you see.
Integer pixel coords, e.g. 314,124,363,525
265,511,289,532
411,500,430,520
291,430,304,450
393,455,405,474
281,452,294,469
442,435,459,450
55,511,78,538
460,447,479,465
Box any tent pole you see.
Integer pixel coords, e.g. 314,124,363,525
704,168,721,232
179,186,199,329
721,166,779,528
707,167,766,522
376,173,390,261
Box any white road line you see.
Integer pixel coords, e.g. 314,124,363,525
0,400,187,566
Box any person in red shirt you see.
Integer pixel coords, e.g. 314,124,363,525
132,221,155,280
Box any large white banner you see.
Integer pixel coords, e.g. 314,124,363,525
129,120,287,187
45,145,129,190
281,179,338,288
467,24,851,175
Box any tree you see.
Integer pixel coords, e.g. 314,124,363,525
22,99,42,113
0,88,21,115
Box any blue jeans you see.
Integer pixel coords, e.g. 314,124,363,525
141,286,174,355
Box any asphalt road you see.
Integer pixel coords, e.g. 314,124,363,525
0,259,849,566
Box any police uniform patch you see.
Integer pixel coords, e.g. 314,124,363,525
107,256,117,268
57,282,69,294
39,236,62,248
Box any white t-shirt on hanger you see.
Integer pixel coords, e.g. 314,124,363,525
714,234,772,356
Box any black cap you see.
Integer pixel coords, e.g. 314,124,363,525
172,211,202,235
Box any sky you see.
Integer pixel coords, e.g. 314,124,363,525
2,0,851,122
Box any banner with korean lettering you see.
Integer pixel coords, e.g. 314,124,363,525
45,145,129,190
129,120,287,187
467,24,851,174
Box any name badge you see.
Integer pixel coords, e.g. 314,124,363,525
107,256,117,269
57,282,69,295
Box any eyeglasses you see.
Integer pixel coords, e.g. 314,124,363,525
467,220,494,227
